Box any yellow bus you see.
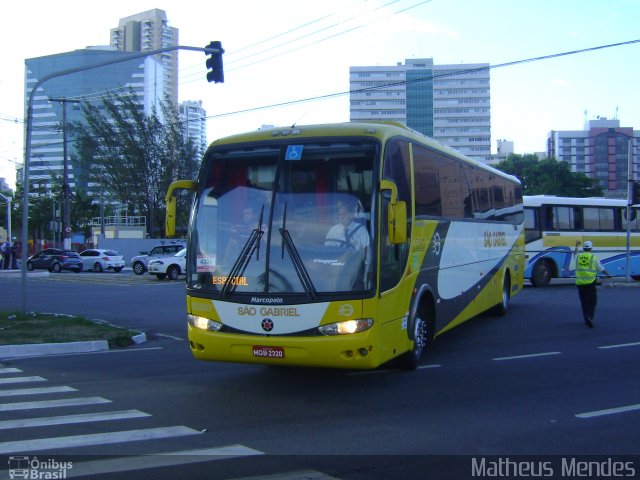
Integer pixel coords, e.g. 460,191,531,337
166,122,525,369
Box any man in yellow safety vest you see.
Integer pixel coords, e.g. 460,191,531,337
572,240,610,328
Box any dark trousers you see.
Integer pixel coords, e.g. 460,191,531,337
577,281,597,322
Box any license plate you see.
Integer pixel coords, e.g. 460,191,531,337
252,345,285,358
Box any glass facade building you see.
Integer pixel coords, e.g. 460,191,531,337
24,48,163,193
406,67,434,137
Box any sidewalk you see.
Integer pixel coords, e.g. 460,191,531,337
0,268,49,278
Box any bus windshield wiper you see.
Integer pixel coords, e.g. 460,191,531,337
220,205,265,298
279,203,317,299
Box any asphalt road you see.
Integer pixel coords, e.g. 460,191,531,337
0,273,639,479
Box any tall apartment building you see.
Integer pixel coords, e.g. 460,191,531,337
110,9,179,106
24,47,164,193
547,118,639,198
180,100,208,159
350,58,491,163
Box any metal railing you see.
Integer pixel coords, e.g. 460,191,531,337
89,216,147,227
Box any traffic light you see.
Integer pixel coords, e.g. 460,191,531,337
205,41,224,83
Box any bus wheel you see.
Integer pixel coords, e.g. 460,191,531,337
400,303,433,370
531,260,552,287
490,274,511,316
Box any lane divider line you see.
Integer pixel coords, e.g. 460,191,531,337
493,352,561,361
576,403,640,419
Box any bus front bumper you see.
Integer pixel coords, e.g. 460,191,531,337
187,324,383,369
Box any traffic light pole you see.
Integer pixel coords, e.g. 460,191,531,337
20,43,223,313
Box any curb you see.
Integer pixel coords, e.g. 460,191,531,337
0,340,109,359
0,333,147,360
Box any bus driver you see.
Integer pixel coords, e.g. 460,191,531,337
324,201,370,250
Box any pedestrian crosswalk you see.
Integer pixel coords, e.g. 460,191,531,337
0,364,264,476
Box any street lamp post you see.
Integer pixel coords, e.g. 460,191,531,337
626,138,634,283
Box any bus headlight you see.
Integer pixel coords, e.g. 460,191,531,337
188,314,222,332
318,319,373,336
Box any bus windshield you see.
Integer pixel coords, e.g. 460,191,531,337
187,139,377,297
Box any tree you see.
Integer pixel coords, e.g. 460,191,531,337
495,153,603,197
73,91,199,237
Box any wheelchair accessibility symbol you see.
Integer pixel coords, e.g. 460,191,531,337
285,145,303,161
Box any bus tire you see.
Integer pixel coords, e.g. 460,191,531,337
490,274,511,316
400,301,433,370
531,260,552,287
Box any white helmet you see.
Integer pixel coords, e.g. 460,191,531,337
583,240,593,250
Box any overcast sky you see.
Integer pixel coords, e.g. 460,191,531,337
1,0,639,189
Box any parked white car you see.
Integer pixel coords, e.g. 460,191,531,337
131,241,186,275
147,248,186,280
79,249,125,273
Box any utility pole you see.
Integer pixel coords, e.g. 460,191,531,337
626,138,633,283
0,192,11,242
50,97,80,249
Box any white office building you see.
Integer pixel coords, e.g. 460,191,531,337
350,58,491,163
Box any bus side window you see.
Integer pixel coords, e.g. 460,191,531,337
574,207,583,230
524,208,541,243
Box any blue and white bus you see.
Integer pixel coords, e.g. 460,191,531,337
524,195,640,286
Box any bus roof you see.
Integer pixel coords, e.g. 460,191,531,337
524,195,628,208
208,121,520,185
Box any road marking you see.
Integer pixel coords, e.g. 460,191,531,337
493,351,561,361
0,425,202,454
0,376,46,385
155,333,185,341
0,409,150,430
0,385,77,397
46,444,264,477
598,341,640,350
576,403,640,419
347,364,441,375
0,368,22,374
0,396,111,412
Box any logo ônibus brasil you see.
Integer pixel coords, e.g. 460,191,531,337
8,456,72,479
